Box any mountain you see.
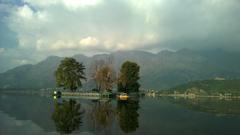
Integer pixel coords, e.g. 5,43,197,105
1,49,240,90
0,56,62,90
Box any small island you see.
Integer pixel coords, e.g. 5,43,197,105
54,57,140,99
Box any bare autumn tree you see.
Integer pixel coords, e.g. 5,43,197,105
90,59,105,90
90,56,116,92
95,65,116,91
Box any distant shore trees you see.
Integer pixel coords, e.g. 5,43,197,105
55,58,86,92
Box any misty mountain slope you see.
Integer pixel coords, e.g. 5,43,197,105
0,56,63,90
0,49,240,90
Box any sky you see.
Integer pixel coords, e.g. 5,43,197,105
0,0,240,72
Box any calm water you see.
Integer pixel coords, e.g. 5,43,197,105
0,94,240,135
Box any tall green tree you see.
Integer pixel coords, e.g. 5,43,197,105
118,61,140,93
55,58,86,91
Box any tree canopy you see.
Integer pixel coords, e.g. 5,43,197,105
118,61,140,93
55,58,86,91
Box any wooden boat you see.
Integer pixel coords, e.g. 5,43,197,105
117,92,129,100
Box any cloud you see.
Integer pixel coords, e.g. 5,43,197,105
62,0,102,10
79,36,99,47
5,0,161,53
0,0,240,72
23,0,102,9
17,4,33,18
0,48,5,54
7,0,240,52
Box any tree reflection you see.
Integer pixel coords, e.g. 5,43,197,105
52,99,84,134
87,100,115,134
117,99,140,133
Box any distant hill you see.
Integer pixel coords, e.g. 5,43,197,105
164,79,240,95
1,49,240,90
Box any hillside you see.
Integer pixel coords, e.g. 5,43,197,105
1,49,240,90
164,79,240,95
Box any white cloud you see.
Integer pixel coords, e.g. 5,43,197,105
6,4,49,48
62,0,102,10
23,0,58,7
51,40,76,50
0,48,5,54
17,5,33,19
79,36,99,47
16,5,48,21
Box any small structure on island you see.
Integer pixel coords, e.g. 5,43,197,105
100,91,113,98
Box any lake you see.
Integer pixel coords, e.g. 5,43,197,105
0,93,240,135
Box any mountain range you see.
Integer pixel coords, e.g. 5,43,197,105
1,49,240,90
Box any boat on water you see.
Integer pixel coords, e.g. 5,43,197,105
117,92,129,100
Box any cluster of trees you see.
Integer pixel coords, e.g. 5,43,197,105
55,57,140,93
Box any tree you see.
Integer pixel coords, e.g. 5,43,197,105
90,58,116,92
55,58,86,91
118,61,140,93
95,66,116,91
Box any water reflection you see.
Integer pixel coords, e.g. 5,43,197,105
87,100,115,134
52,99,84,134
1,94,240,135
117,99,140,133
165,97,240,117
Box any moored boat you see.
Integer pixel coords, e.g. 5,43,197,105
117,92,129,100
